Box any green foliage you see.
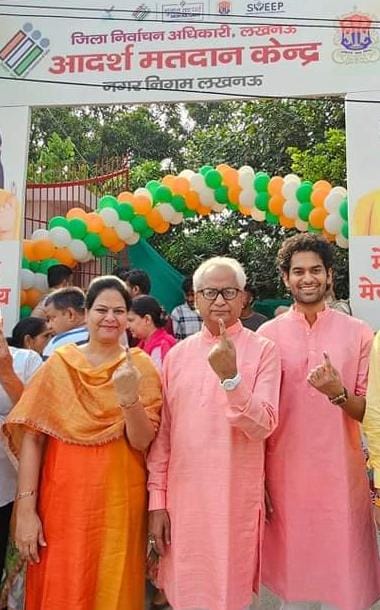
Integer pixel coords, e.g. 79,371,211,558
288,128,347,186
128,160,162,192
28,132,75,182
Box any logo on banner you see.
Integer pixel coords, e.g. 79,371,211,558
333,12,380,64
0,22,50,78
162,1,204,21
133,3,151,19
217,1,232,14
246,2,285,14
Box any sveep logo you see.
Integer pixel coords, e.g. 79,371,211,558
246,2,285,14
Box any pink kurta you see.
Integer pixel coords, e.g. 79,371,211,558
257,307,380,610
147,321,281,610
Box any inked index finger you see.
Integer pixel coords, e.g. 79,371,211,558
218,318,227,340
323,351,333,370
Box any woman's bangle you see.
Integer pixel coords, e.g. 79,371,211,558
120,397,140,410
375,496,380,508
16,490,37,501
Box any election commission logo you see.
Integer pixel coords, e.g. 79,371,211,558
0,22,50,77
332,12,380,64
133,4,151,19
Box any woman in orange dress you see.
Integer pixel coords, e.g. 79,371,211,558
2,275,162,610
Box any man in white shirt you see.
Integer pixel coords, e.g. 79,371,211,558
43,287,88,360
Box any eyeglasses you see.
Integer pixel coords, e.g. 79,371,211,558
197,288,241,301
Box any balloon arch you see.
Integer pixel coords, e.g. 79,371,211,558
20,164,349,317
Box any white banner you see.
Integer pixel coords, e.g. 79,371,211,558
346,91,380,331
0,0,379,105
0,106,30,336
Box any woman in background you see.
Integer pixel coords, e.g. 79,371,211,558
8,318,51,356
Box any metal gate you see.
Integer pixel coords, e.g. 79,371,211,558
25,157,129,289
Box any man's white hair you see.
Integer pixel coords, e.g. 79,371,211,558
193,256,246,291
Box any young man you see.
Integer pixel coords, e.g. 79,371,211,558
147,256,280,610
125,269,151,297
257,234,380,610
239,284,267,332
42,287,88,359
32,264,73,319
170,277,202,340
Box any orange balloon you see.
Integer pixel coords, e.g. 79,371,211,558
23,240,39,262
20,289,27,306
216,164,231,174
313,180,332,192
239,205,252,216
185,191,201,210
279,215,296,229
198,205,211,216
223,168,239,188
172,177,190,195
86,213,105,233
268,176,284,196
309,207,327,230
228,186,241,204
54,247,76,267
311,188,329,208
146,208,164,229
66,207,87,220
118,191,135,203
25,288,43,308
133,195,152,216
155,221,170,234
33,239,55,260
99,227,119,248
161,175,176,187
109,239,125,253
269,194,285,216
322,229,336,242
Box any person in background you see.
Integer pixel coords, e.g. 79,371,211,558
112,265,129,283
239,283,267,331
2,276,162,610
125,269,151,297
0,316,41,605
325,285,352,315
257,234,380,610
170,277,202,340
274,305,290,317
8,318,51,356
128,296,176,372
43,287,88,359
31,265,73,319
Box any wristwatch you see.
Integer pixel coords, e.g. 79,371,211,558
329,387,348,405
221,373,241,391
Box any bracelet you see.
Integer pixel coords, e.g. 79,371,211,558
374,496,380,508
120,398,140,410
16,490,37,501
329,387,348,406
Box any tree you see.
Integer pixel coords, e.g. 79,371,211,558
28,132,75,182
288,128,346,186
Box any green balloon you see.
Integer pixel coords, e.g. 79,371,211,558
141,227,154,240
308,226,322,234
146,180,161,195
98,195,118,210
155,186,173,203
296,182,313,203
255,192,270,211
69,218,88,240
22,257,30,269
132,215,149,234
266,212,279,225
30,261,41,273
199,165,214,176
172,195,186,212
183,208,196,218
48,216,69,231
215,185,229,204
227,201,239,211
341,221,349,239
339,198,348,221
94,245,108,258
205,170,222,189
20,305,32,319
84,232,102,252
118,203,135,221
298,202,313,221
254,173,270,193
39,258,61,275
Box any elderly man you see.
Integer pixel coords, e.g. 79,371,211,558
147,256,280,610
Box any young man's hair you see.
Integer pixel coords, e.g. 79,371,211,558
125,269,151,294
47,264,73,288
182,277,194,294
277,234,334,276
112,265,129,282
45,287,85,313
244,283,256,299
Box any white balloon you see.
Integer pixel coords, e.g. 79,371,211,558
251,208,266,222
170,212,184,225
239,190,254,208
211,202,226,212
190,174,205,191
238,169,254,189
324,190,345,212
179,169,195,180
115,220,134,241
21,268,35,290
239,165,255,176
126,232,140,246
81,252,95,263
157,203,176,222
99,207,119,227
200,188,215,207
283,200,299,219
295,219,308,232
284,174,301,185
282,181,298,200
335,233,349,249
324,213,343,234
68,239,89,262
49,226,72,248
34,273,49,292
134,187,152,202
31,229,50,241
331,186,347,197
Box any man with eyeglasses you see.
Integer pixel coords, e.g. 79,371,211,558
147,256,281,610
